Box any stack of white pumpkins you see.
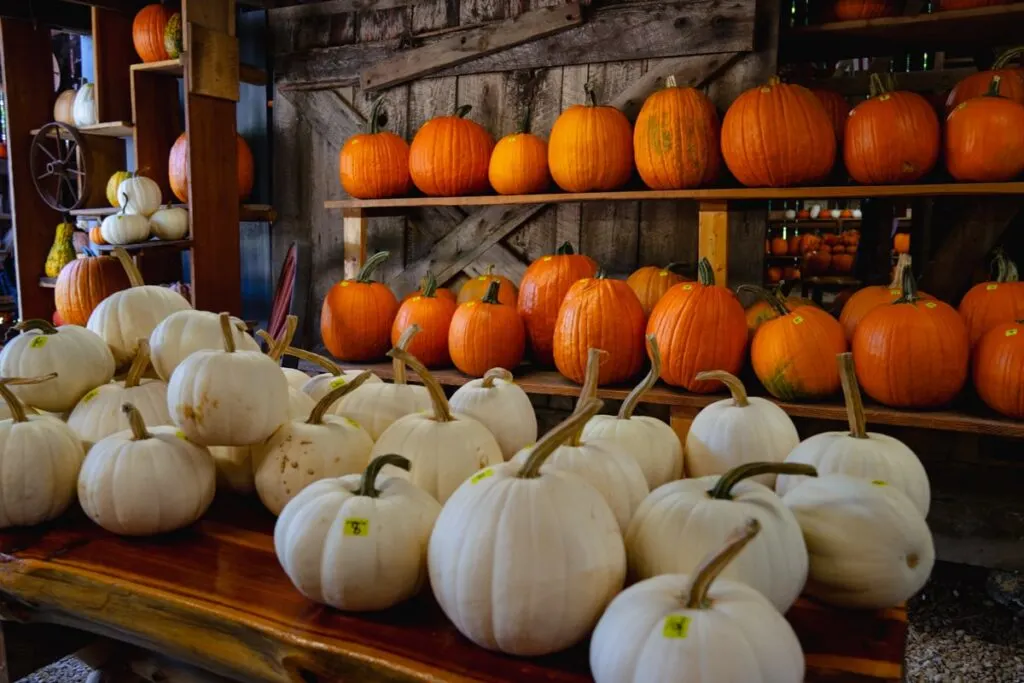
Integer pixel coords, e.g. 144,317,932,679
100,174,189,246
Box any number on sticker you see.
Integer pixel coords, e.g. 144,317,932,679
662,615,690,639
682,284,693,291
344,518,370,536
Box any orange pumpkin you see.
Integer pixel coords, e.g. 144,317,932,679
403,278,456,304
488,116,550,195
409,105,494,197
787,234,801,255
853,267,969,408
449,281,526,377
721,78,835,187
321,251,400,361
833,0,895,19
831,253,855,274
770,237,789,256
745,286,817,340
946,76,1024,182
812,89,852,143
169,132,254,202
339,97,410,199
457,265,518,307
936,0,1008,9
839,254,932,341
782,266,802,281
54,256,132,327
633,75,720,190
973,320,1024,419
958,249,1024,346
89,226,106,245
946,47,1024,113
548,83,633,192
647,258,748,393
517,242,598,366
894,233,910,254
390,271,457,368
132,4,173,63
767,266,783,284
626,263,689,317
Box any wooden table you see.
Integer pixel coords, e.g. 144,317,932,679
0,496,907,683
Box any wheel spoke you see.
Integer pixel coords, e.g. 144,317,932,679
36,143,58,163
36,169,54,181
60,175,76,205
68,168,85,177
61,142,77,166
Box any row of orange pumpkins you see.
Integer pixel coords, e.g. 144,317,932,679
833,0,1017,20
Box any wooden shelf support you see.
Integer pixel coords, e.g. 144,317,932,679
698,200,729,285
343,208,367,280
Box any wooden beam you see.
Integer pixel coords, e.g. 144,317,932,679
464,243,527,284
63,0,148,12
92,7,137,124
131,68,181,200
342,209,367,280
188,22,241,101
615,52,743,120
801,67,975,96
698,200,729,285
269,0,418,19
0,1,91,32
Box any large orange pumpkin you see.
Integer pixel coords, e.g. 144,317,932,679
812,89,852,143
517,242,598,366
946,47,1024,113
946,76,1024,182
54,256,132,326
844,74,940,185
646,258,747,393
745,286,817,340
633,75,720,190
409,105,494,197
853,267,970,408
973,320,1024,419
321,251,400,361
839,254,932,341
626,263,690,317
449,281,526,377
390,271,457,368
553,274,645,385
721,78,835,187
488,114,549,195
457,265,518,307
132,5,173,63
833,0,895,19
936,0,1009,9
548,84,633,192
339,97,410,199
958,249,1024,346
169,133,254,202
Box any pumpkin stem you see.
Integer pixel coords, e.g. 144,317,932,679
356,251,390,284
707,461,818,500
112,247,145,287
454,104,473,119
987,75,1003,98
517,398,604,479
665,75,678,89
0,374,57,423
993,46,1024,69
391,324,420,385
664,261,687,276
693,370,749,407
893,266,921,305
594,268,607,280
387,348,453,422
737,284,789,317
696,258,715,286
119,192,131,217
421,271,439,298
368,96,388,134
307,371,373,425
481,367,513,388
358,454,411,498
683,519,762,609
124,339,151,388
868,72,893,98
993,248,1020,283
556,242,575,256
269,316,298,361
122,402,151,440
583,82,598,107
13,319,59,335
837,352,868,439
481,280,501,305
518,105,532,134
569,348,602,446
218,313,237,353
618,335,661,419
888,253,912,289
281,346,341,376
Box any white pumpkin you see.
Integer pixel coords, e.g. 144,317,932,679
428,399,626,656
282,346,382,402
448,368,537,460
282,368,311,391
72,82,97,127
100,208,150,245
685,370,799,487
275,454,441,611
0,376,86,528
0,320,115,413
287,386,315,419
150,309,259,381
117,175,162,217
776,353,931,516
580,336,682,489
78,403,215,536
149,205,189,239
87,249,192,366
783,474,935,609
592,519,804,683
625,462,814,613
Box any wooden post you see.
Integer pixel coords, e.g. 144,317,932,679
698,200,729,285
91,7,136,124
343,209,367,280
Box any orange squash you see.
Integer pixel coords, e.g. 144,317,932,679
488,113,550,195
321,251,400,361
958,249,1024,346
548,84,633,192
946,76,1024,182
54,256,132,326
449,281,526,377
946,46,1024,113
839,254,932,341
409,105,494,197
89,226,106,245
770,237,789,256
745,287,817,340
812,89,852,143
339,97,410,199
132,5,173,63
457,265,518,307
973,320,1024,419
626,263,689,317
169,133,254,202
390,271,457,368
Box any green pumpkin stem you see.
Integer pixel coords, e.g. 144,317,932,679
122,403,151,440
307,371,372,425
684,519,762,609
619,335,660,419
387,347,453,422
693,370,749,407
281,346,341,376
368,96,387,135
987,75,1004,98
124,339,151,388
888,253,912,289
583,82,598,107
358,454,411,498
993,248,1020,283
481,280,501,305
0,374,57,423
517,398,604,479
894,266,922,305
481,367,513,388
556,242,576,256
569,347,602,446
454,104,473,119
356,251,390,284
665,75,678,89
993,47,1024,68
391,324,420,385
518,105,532,134
594,268,607,280
14,319,59,335
218,313,237,353
836,352,868,439
737,284,789,317
420,271,439,298
707,462,818,500
697,258,716,286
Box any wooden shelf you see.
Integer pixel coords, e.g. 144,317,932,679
69,204,276,222
131,58,267,86
92,239,193,253
29,121,134,139
38,277,56,288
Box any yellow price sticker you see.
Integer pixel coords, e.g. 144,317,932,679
344,518,370,537
465,302,476,308
682,284,693,291
340,282,350,287
889,290,900,297
175,430,188,441
542,256,552,262
29,336,48,349
329,377,348,389
477,276,487,281
470,468,495,484
792,315,804,325
924,302,937,309
662,615,690,639
344,417,361,429
659,271,669,277
411,296,421,302
987,284,999,291
871,480,887,487
1007,328,1019,337
81,388,99,403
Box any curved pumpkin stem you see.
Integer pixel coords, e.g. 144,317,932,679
993,248,1020,283
993,46,1024,68
122,403,151,441
556,242,575,255
391,324,420,385
358,454,411,498
355,251,389,284
307,370,373,425
13,319,60,335
707,461,818,500
987,75,1004,98
481,367,513,388
387,348,453,422
518,105,532,134
737,284,789,317
696,258,716,286
665,75,678,89
517,398,603,479
112,247,145,287
481,280,501,305
583,82,598,107
570,348,602,445
124,339,151,388
0,374,57,423
894,266,922,305
837,352,868,439
888,253,912,289
420,270,439,298
368,96,388,134
618,335,660,419
218,313,237,353
693,370,749,407
454,104,473,119
868,72,896,99
281,346,341,376
269,316,298,361
683,519,761,609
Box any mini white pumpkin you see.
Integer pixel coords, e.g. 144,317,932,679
448,368,537,460
275,454,441,611
72,82,97,127
100,204,150,245
429,399,625,656
117,174,162,217
0,319,115,413
625,461,815,613
168,313,288,447
592,519,804,683
148,205,188,239
685,369,799,487
810,204,822,219
783,474,935,609
581,336,682,489
78,403,215,536
281,347,382,402
775,353,931,516
150,309,259,381
371,350,502,504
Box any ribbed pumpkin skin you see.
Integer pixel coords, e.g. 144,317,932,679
746,295,817,340
458,272,518,307
553,278,645,385
517,247,598,366
751,305,847,400
721,80,835,187
844,90,939,184
946,86,1024,182
633,86,720,190
833,0,895,19
947,62,1024,113
321,254,400,362
169,133,254,202
973,321,1024,419
403,287,455,303
409,113,494,197
626,265,688,317
391,295,456,369
488,133,550,195
449,297,525,377
812,89,851,143
839,285,933,341
936,0,1008,9
339,114,410,199
548,103,633,192
54,257,131,326
958,268,1024,347
133,5,173,63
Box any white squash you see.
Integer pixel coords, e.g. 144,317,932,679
581,336,682,489
429,399,625,656
281,347,382,402
685,370,799,487
448,368,537,460
72,82,97,127
0,320,115,412
100,207,150,245
148,205,189,239
625,461,815,613
117,174,162,217
88,248,192,366
592,519,804,683
78,403,215,536
776,353,931,516
168,313,288,447
783,474,935,609
150,309,259,381
67,340,170,447
275,454,441,610
0,376,86,528
287,386,315,419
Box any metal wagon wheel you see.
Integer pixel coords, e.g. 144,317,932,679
30,122,88,212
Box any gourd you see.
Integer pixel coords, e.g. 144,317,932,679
581,336,683,489
132,4,174,62
100,202,150,245
106,171,132,207
118,174,162,217
548,83,633,192
169,133,254,202
408,105,494,197
633,76,721,190
72,82,97,127
783,475,935,609
89,226,106,246
456,265,518,306
78,403,215,536
149,205,189,240
812,88,851,143
449,281,526,376
370,350,502,504
646,258,747,393
321,251,400,361
339,97,410,199
168,313,289,446
54,89,77,125
44,220,76,278
150,309,259,381
833,0,895,19
839,253,932,341
164,12,182,59
54,255,131,326
274,347,382,402
973,320,1024,419
488,111,550,195
958,248,1024,346
947,47,1024,113
0,375,86,529
448,368,537,460
592,520,804,683
275,454,442,610
0,320,115,413
87,248,192,366
626,263,689,317
390,271,456,368
428,399,625,656
685,370,799,485
253,372,375,515
946,76,1024,182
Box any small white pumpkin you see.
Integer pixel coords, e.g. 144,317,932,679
448,368,537,460
100,204,150,245
150,309,259,381
783,474,935,609
372,350,502,504
148,205,189,239
625,461,814,613
591,519,804,683
0,320,115,413
117,175,162,217
275,454,441,611
685,369,799,487
168,313,288,447
72,82,97,127
281,347,382,402
78,403,215,536
429,400,625,656
581,336,682,489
